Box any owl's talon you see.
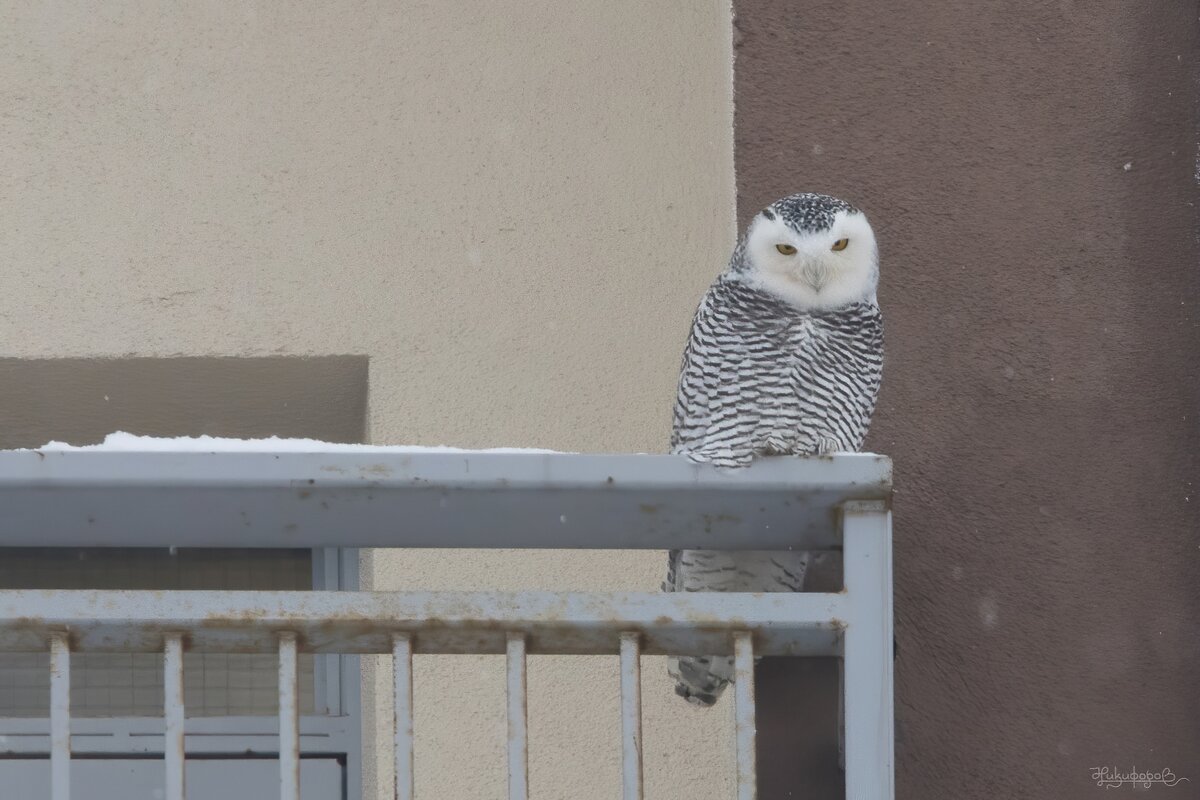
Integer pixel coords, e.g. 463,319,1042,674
817,437,841,455
761,433,792,455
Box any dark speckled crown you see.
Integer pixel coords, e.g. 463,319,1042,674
761,192,857,233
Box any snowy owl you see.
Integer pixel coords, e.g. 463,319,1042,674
666,191,884,705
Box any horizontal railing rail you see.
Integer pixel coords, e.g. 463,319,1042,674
0,451,890,550
0,590,843,655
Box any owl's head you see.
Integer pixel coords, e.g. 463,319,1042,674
739,193,878,311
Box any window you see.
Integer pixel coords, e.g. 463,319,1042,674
0,356,368,799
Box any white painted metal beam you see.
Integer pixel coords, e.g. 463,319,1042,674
0,451,890,550
506,633,529,800
733,632,757,800
49,632,70,800
619,632,643,800
164,633,186,800
842,502,895,800
278,632,300,800
392,634,415,800
0,590,846,656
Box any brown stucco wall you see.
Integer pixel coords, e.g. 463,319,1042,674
733,2,1200,797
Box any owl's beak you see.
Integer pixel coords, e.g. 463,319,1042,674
801,261,831,291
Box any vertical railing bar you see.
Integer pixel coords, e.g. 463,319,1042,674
733,631,757,800
843,504,896,799
49,632,71,800
619,632,644,800
837,659,846,773
393,634,415,800
164,633,186,800
506,632,529,800
278,632,300,800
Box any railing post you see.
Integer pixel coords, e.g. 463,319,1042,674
164,633,186,800
619,632,643,800
393,634,415,800
506,633,529,800
278,632,300,800
733,631,757,800
49,632,71,800
841,501,894,800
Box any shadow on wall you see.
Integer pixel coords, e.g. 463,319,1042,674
0,356,368,449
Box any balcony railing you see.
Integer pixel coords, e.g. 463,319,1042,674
0,449,894,800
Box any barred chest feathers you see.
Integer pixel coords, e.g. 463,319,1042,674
669,275,883,466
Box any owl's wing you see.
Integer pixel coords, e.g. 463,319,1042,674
669,286,803,467
784,303,885,454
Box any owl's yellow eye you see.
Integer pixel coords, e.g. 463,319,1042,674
831,238,849,251
775,244,797,255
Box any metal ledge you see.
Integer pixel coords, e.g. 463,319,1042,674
0,451,891,550
0,590,846,657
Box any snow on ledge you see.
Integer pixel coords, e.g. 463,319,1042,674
20,432,566,455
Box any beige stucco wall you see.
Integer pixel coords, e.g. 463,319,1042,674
0,2,736,797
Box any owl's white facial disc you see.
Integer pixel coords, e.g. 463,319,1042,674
743,208,879,311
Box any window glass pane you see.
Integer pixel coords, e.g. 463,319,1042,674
0,548,315,717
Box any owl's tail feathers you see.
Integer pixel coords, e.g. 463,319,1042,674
668,654,733,707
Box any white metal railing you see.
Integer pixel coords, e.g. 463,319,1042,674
0,450,894,800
